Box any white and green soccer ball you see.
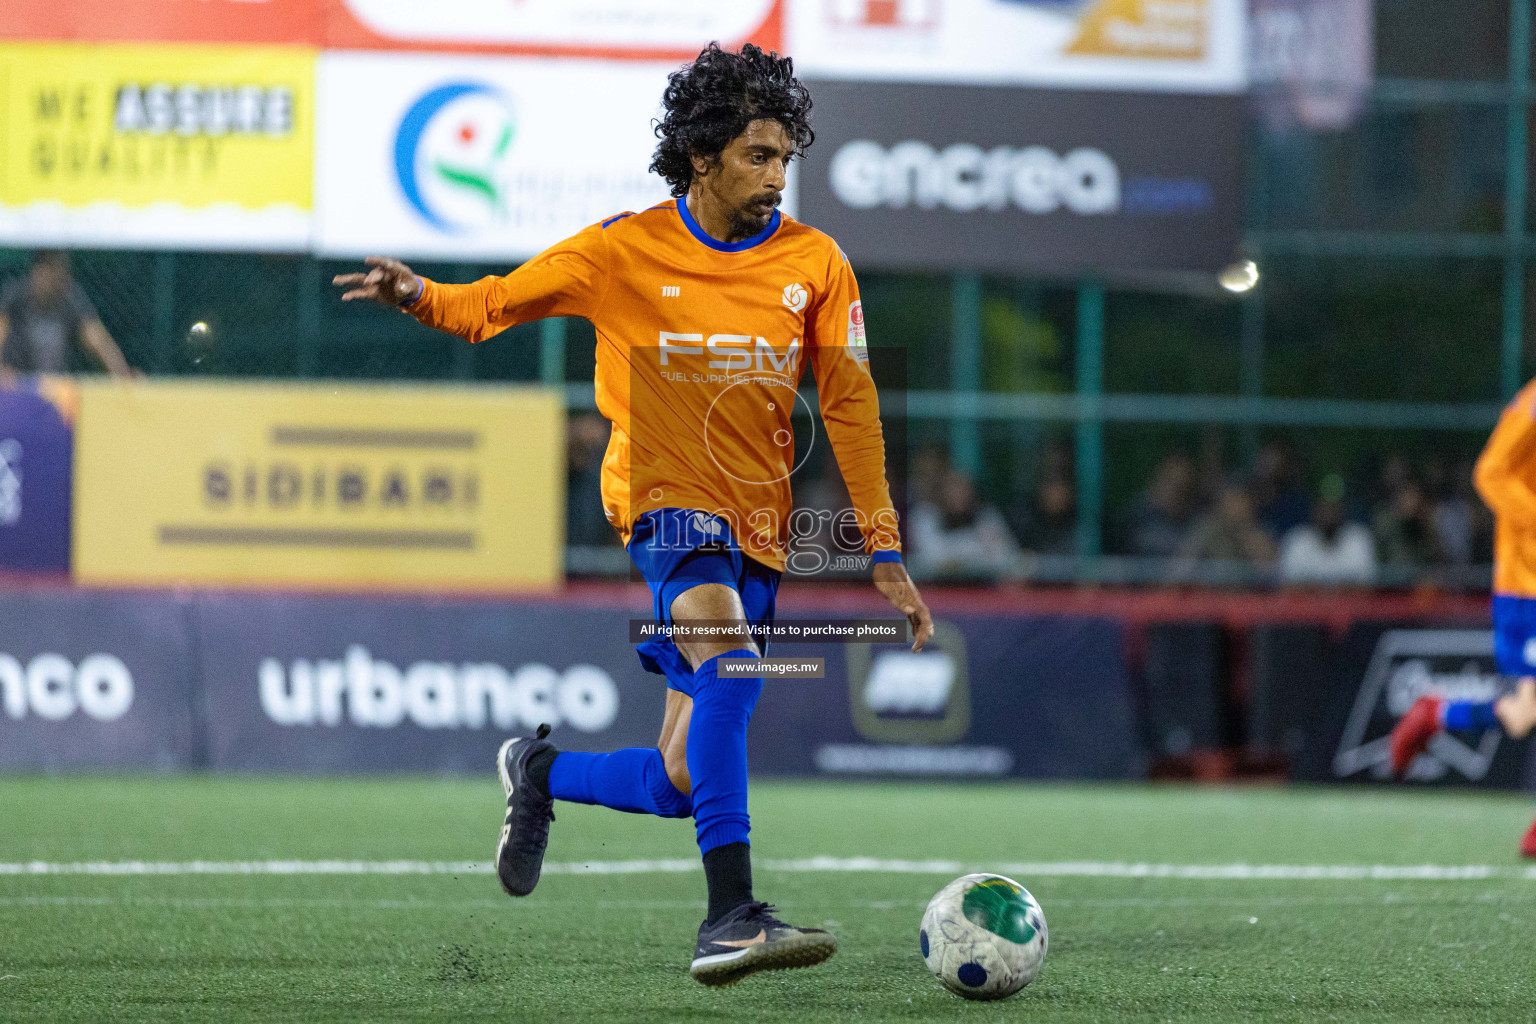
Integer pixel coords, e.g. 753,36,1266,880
919,873,1047,1000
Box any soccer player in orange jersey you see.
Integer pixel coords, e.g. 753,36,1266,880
1391,378,1536,855
335,43,934,985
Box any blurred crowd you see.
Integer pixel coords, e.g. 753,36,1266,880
565,414,1494,587
901,441,1492,587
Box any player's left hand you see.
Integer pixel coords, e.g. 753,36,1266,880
332,256,422,306
873,559,934,652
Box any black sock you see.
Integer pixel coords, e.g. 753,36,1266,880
703,842,754,925
525,748,557,797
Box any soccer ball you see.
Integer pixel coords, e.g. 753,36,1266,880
919,873,1047,1000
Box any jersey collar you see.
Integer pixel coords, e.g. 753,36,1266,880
676,195,781,253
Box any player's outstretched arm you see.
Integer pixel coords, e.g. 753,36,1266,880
332,257,423,307
873,559,934,652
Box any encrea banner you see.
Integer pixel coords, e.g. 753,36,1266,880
796,80,1244,275
73,381,563,591
788,0,1246,93
315,54,681,260
0,43,314,250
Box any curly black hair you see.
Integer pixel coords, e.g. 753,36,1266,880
650,42,814,198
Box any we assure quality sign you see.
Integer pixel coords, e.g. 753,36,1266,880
0,42,314,249
73,380,563,590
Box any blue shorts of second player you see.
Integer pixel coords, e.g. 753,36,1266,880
1493,594,1536,677
627,508,781,697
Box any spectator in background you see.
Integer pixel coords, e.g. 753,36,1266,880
1014,473,1077,557
909,468,1021,579
1456,456,1497,565
1175,478,1277,570
1125,452,1200,558
566,412,616,547
1424,456,1474,566
0,251,132,380
1278,474,1376,586
1373,475,1446,568
1251,441,1312,538
791,457,855,563
906,442,950,508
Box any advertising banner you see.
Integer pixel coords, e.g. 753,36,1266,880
191,597,1139,778
750,613,1142,779
788,0,1246,93
323,0,783,61
0,591,198,770
196,594,663,773
73,380,563,590
1251,0,1374,131
1,0,319,46
0,584,1140,777
1322,623,1528,789
0,387,72,572
2,0,782,62
315,54,681,260
796,80,1244,275
0,42,314,250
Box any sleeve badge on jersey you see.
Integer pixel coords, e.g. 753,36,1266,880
846,300,869,363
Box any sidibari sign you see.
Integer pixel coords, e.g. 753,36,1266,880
73,380,564,590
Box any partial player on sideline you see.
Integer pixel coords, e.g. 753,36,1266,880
334,43,934,986
1391,376,1536,855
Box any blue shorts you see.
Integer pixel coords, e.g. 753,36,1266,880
1493,595,1536,677
627,508,781,696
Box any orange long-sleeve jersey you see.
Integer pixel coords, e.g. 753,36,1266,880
404,198,899,571
1475,377,1536,598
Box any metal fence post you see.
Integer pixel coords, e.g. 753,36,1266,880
949,272,982,478
296,257,320,378
152,252,176,374
1503,0,1532,397
1075,281,1106,562
1239,290,1265,460
540,317,567,387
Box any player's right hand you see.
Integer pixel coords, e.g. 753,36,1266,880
333,257,423,307
873,559,935,652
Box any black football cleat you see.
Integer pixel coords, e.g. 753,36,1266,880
689,901,837,987
494,723,557,897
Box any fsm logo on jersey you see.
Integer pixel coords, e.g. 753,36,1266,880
394,82,518,233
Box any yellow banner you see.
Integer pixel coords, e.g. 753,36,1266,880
74,381,564,591
1067,0,1209,60
0,42,312,244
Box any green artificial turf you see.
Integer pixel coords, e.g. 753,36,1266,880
1,777,1533,1022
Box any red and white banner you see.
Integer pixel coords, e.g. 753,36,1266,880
1,0,784,60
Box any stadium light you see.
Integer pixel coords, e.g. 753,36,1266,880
1219,259,1260,294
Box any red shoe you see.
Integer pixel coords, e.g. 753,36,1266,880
1389,697,1444,778
1521,820,1536,859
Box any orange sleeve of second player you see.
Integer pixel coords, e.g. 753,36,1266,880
806,250,901,554
1475,380,1536,529
404,222,611,344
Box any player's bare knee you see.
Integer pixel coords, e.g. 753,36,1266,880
676,637,760,672
664,746,692,795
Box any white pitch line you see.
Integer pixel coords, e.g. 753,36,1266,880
0,858,1532,881
4,892,1536,914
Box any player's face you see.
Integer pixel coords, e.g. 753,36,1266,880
706,119,792,240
